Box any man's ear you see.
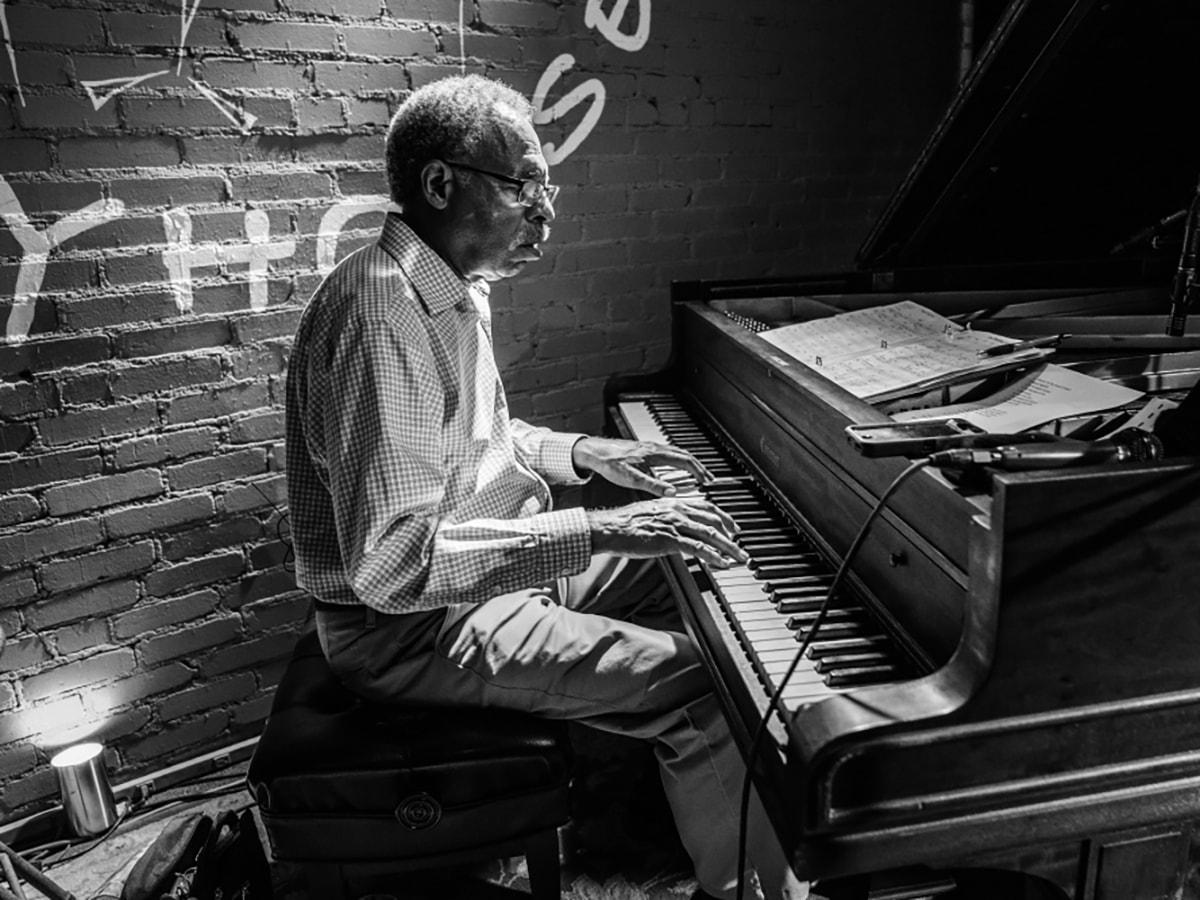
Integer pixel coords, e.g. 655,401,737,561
419,160,454,210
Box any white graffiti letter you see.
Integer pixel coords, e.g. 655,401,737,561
240,209,295,310
532,55,606,166
161,209,216,314
162,209,294,312
316,196,390,274
584,0,650,52
1,175,125,343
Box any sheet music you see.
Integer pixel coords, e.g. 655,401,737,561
759,300,1047,401
890,364,1144,432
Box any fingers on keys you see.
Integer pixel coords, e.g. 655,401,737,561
671,498,747,566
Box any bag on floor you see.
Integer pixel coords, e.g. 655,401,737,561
120,808,271,900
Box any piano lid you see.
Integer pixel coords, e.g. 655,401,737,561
857,0,1200,275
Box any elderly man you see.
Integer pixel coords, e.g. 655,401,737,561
284,74,807,900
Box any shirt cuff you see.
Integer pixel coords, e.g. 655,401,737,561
536,431,591,484
532,506,592,576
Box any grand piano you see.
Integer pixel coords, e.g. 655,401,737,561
606,1,1200,896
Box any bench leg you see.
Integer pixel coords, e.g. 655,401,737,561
525,827,562,900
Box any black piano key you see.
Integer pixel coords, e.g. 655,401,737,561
782,606,860,624
787,605,869,626
776,596,847,615
767,579,835,595
719,499,770,512
806,635,892,658
813,651,892,673
750,551,819,564
772,589,835,606
736,528,790,540
703,483,758,496
825,663,902,687
728,516,781,529
791,621,878,641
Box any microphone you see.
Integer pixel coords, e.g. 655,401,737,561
928,428,1164,471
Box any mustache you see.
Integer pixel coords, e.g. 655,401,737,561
520,226,550,244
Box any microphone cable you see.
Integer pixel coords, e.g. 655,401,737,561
734,457,932,900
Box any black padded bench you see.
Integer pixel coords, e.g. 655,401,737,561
247,628,572,899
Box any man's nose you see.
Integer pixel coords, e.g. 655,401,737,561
527,192,555,224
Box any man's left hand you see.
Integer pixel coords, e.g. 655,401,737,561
572,436,712,497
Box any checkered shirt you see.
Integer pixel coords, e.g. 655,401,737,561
285,213,592,613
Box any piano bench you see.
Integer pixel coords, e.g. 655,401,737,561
246,628,572,900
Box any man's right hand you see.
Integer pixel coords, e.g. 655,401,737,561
587,497,749,569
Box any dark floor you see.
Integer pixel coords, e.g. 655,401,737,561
22,727,1200,900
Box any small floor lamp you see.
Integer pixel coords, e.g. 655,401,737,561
50,742,117,838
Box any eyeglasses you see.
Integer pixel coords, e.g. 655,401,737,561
445,161,560,208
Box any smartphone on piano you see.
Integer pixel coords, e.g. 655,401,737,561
845,419,987,457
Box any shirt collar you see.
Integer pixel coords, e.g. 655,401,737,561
378,212,483,317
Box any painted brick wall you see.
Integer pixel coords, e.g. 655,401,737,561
0,0,956,820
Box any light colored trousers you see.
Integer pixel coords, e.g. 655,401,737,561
315,553,806,900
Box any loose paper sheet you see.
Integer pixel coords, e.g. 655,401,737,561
890,364,1144,432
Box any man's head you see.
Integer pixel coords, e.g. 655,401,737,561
385,75,557,282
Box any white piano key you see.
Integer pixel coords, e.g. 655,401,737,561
618,400,670,444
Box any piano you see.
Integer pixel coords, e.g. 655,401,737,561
606,1,1200,897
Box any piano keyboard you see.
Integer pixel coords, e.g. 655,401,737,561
619,395,913,709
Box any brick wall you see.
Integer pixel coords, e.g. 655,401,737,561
0,0,956,820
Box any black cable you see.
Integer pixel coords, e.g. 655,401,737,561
734,458,932,900
122,778,249,821
22,752,252,870
33,779,253,872
24,804,130,868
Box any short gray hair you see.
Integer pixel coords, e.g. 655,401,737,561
385,75,534,206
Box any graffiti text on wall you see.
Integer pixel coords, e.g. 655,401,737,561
1,177,126,342
1,173,389,343
0,0,649,340
533,0,651,165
